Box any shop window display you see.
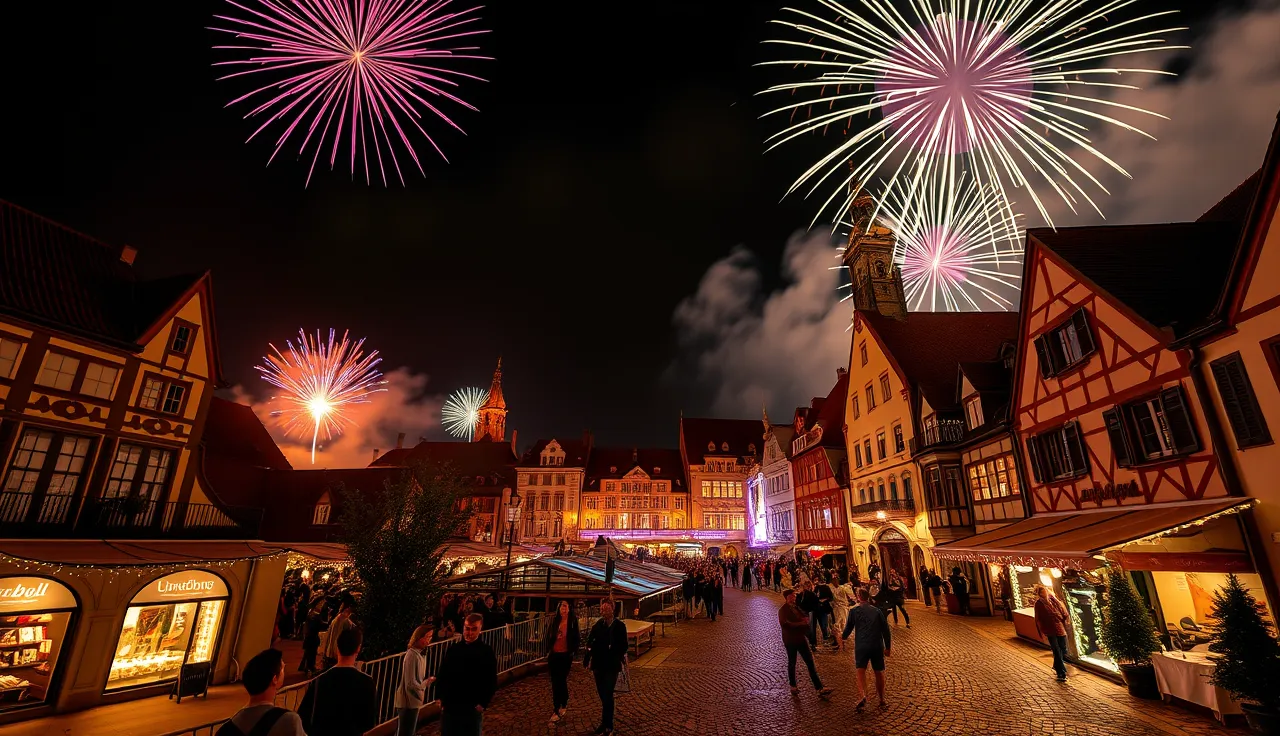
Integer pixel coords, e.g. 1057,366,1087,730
106,571,227,692
0,577,76,712
1061,570,1116,672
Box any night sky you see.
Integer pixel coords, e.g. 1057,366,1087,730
0,0,1267,460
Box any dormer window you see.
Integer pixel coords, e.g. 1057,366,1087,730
312,493,332,525
167,320,198,357
964,396,984,430
748,443,757,455
610,466,617,473
653,466,661,474
707,441,715,451
720,442,729,451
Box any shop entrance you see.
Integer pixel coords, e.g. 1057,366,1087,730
106,570,228,692
877,529,915,598
0,576,77,713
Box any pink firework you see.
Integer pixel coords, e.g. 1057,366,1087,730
212,0,489,186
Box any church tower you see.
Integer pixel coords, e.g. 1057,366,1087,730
842,191,908,320
474,358,507,443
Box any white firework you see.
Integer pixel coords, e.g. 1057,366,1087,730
762,0,1186,229
441,387,488,439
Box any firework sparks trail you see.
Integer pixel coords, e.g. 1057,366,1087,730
211,0,489,186
837,167,1024,311
257,328,387,463
441,387,488,439
761,0,1186,230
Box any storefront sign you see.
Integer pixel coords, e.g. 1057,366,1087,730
1081,481,1140,504
131,571,228,604
0,577,77,613
1107,551,1253,573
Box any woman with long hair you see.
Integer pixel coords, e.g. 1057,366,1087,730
395,622,435,736
544,599,581,723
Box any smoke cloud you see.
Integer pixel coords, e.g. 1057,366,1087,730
225,366,445,469
676,4,1280,417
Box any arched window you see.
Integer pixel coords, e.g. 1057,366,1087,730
888,476,898,501
707,442,716,451
902,473,913,501
877,479,886,501
859,486,867,504
721,442,729,451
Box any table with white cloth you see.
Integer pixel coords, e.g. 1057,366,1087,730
1151,651,1242,722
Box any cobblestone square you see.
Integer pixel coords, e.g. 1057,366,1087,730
426,588,1236,736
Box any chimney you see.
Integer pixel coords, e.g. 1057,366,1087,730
119,245,138,266
396,432,406,449
836,366,847,378
372,448,380,463
418,436,427,444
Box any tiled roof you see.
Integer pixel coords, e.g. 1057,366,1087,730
958,360,1010,397
802,371,849,451
518,437,591,467
679,417,764,461
1028,221,1242,339
585,447,685,488
863,310,1020,411
368,439,518,494
0,199,205,349
1199,169,1262,223
767,424,796,458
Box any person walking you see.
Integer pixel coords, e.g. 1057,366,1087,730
544,600,581,723
919,565,933,607
778,589,833,699
321,597,355,670
1033,585,1070,682
436,613,498,736
832,578,855,633
708,575,725,621
927,570,943,613
584,599,628,736
949,567,971,615
839,587,892,710
885,572,911,627
998,570,1014,622
298,627,378,736
814,577,836,646
219,648,306,736
395,624,434,736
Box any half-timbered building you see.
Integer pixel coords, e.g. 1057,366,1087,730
792,369,851,565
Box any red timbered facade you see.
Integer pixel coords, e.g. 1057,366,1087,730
793,370,851,557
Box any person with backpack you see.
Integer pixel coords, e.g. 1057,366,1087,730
395,623,436,736
218,648,305,736
299,626,378,736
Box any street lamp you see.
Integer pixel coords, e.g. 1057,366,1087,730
504,491,524,570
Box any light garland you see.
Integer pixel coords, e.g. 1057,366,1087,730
1111,502,1254,549
0,551,289,581
935,550,1098,571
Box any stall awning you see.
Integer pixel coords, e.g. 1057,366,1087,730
933,497,1255,569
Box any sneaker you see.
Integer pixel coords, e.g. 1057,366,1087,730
550,714,560,723
819,687,834,699
558,707,567,717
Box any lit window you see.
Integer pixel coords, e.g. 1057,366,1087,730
0,338,21,379
139,378,164,409
37,353,80,391
81,363,120,399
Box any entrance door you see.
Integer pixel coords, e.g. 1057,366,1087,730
879,543,912,595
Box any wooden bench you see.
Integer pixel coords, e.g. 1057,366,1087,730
624,620,655,657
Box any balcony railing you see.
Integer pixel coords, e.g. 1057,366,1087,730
0,492,261,539
847,497,916,523
909,416,967,453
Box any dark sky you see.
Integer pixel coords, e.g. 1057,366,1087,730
0,0,1251,454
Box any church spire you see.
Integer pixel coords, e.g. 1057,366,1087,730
474,357,507,442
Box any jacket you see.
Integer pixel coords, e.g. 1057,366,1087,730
543,613,581,655
1034,596,1069,637
778,602,811,646
298,665,377,736
436,639,498,711
841,603,892,652
393,646,429,709
584,617,628,673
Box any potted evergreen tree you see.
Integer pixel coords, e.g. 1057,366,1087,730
1207,574,1280,734
1099,569,1162,699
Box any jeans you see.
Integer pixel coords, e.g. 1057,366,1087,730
440,707,483,736
956,594,971,615
809,611,830,646
1048,634,1069,679
785,643,823,689
593,667,618,729
397,707,420,736
548,651,573,712
888,602,910,625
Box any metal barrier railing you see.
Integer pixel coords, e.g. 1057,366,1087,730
158,615,547,736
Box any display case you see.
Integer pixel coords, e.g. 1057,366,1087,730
0,577,77,713
105,571,228,692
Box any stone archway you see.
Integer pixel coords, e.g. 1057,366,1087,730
875,528,915,598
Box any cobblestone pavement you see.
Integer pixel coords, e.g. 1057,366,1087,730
423,588,1238,736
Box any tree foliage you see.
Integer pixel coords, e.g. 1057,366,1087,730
1207,573,1280,711
1099,568,1162,666
337,461,473,659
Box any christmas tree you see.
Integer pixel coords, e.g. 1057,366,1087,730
1099,568,1161,665
1207,574,1280,711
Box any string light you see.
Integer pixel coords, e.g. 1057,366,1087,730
0,551,292,582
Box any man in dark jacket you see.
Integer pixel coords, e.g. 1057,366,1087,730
839,587,892,709
298,626,377,736
437,613,498,736
584,599,628,735
796,582,822,651
949,567,971,615
778,589,833,698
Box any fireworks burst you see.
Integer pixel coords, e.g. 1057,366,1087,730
257,328,387,463
212,0,490,186
762,0,1185,228
441,387,488,439
842,168,1023,312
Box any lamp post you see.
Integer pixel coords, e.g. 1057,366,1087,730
504,490,524,572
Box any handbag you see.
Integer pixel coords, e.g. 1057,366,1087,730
614,657,631,693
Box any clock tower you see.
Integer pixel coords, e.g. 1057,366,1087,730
842,191,907,320
473,358,507,443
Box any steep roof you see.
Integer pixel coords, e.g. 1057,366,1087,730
368,439,518,495
1199,169,1262,223
0,199,206,350
804,371,849,450
863,311,1020,411
584,447,685,488
1027,221,1243,339
479,358,505,410
767,424,797,458
958,360,1010,396
518,437,591,468
679,417,764,461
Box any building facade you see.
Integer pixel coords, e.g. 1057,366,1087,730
514,436,590,547
679,418,761,557
760,411,797,554
792,371,852,565
579,447,695,553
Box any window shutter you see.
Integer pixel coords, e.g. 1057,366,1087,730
1071,310,1097,358
1063,422,1090,475
1024,435,1045,484
1033,336,1055,378
1210,353,1273,448
1159,385,1201,455
1102,407,1135,467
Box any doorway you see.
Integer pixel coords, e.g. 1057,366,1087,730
912,546,927,599
877,530,914,599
